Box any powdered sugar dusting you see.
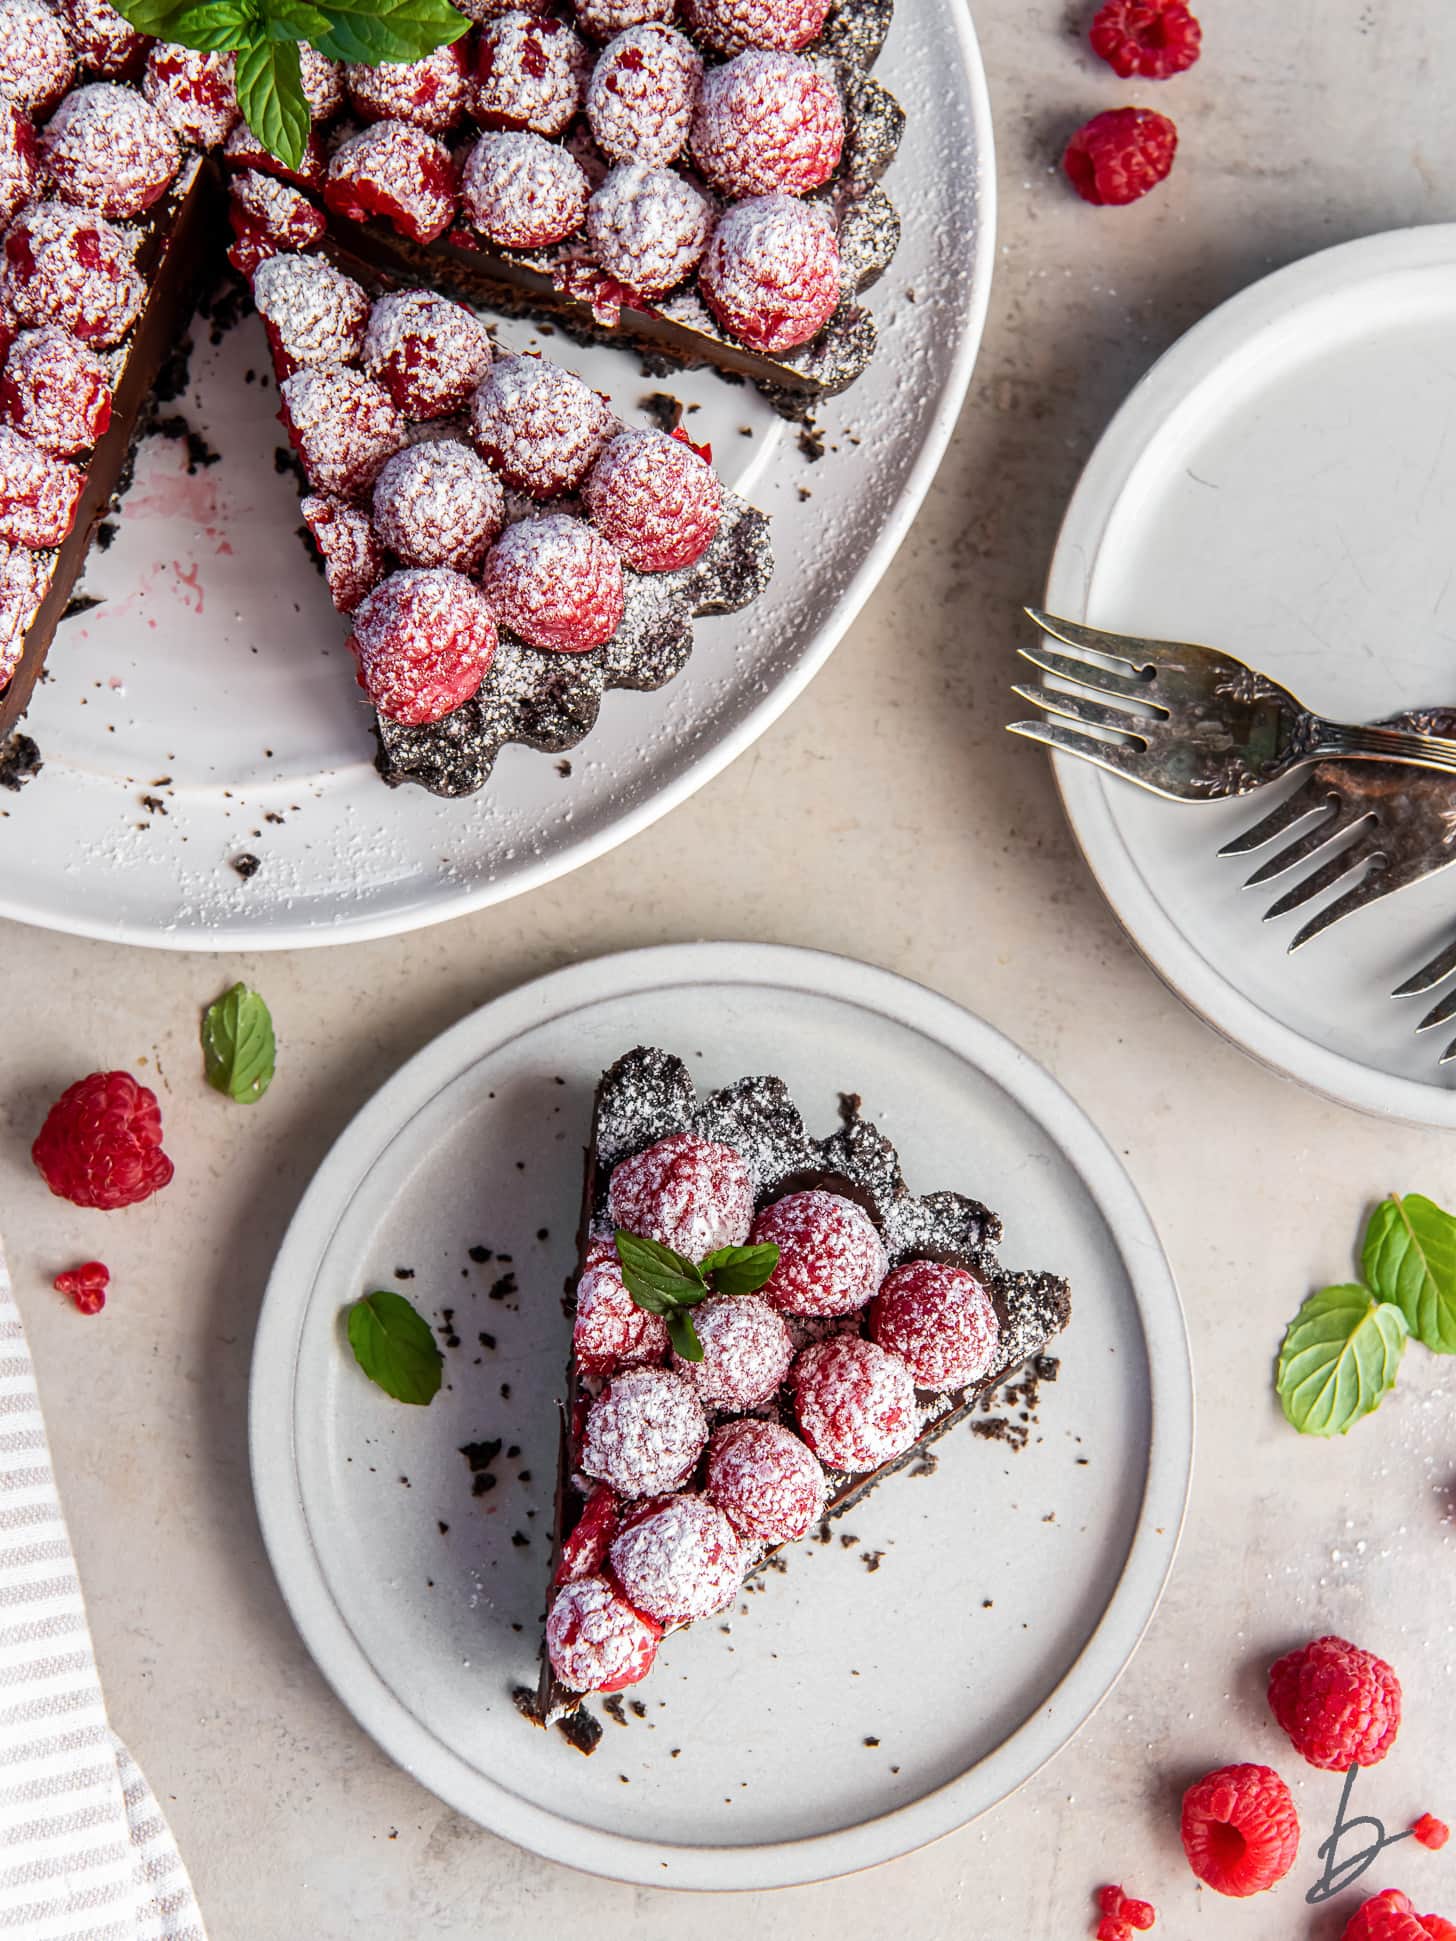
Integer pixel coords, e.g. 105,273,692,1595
39,82,180,220
608,1491,745,1622
585,24,703,168
704,1416,826,1543
673,1293,793,1410
582,1366,708,1496
586,161,709,297
546,1573,659,1692
0,0,73,114
792,1333,917,1470
252,253,368,371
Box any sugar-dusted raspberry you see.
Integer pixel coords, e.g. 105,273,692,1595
473,12,589,137
673,1293,791,1410
33,1070,174,1210
587,161,708,296
691,50,842,197
581,1365,708,1496
0,201,143,346
0,102,39,229
0,0,75,115
252,251,368,377
347,565,497,723
577,0,676,36
346,43,470,134
1341,1890,1456,1941
226,170,324,274
555,1479,620,1583
325,120,457,245
279,365,405,499
144,44,238,147
0,424,83,547
682,0,829,53
1414,1814,1451,1851
53,0,144,79
870,1260,1000,1391
608,1130,754,1260
459,129,588,248
1091,0,1201,79
1180,1764,1299,1897
362,288,492,420
609,1491,744,1624
223,119,327,191
1063,107,1177,207
791,1334,917,1471
1,327,111,456
751,1189,886,1317
704,1416,824,1544
0,539,51,686
586,24,702,167
456,0,553,16
298,47,344,120
301,494,385,613
583,427,720,571
54,1259,110,1315
371,438,505,572
1268,1634,1401,1772
698,192,840,353
481,512,624,653
546,1572,661,1693
573,1236,670,1378
40,82,180,220
469,353,613,497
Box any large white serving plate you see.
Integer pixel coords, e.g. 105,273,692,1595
1048,226,1456,1124
0,6,994,950
248,943,1191,1889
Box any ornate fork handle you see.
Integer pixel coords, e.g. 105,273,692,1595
1313,720,1456,776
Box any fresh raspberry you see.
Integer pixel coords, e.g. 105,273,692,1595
40,83,180,221
1096,1921,1132,1941
0,540,50,685
546,1572,661,1693
792,1335,917,1471
609,1490,744,1623
469,353,613,496
698,192,840,353
473,12,589,138
481,513,625,653
345,44,469,134
1268,1635,1402,1771
1122,1901,1156,1932
0,424,84,546
607,1131,755,1260
1,327,112,456
583,427,720,571
362,289,493,420
1098,1887,1127,1917
0,101,39,229
555,1479,620,1584
0,0,74,115
143,44,239,147
704,1416,825,1543
346,566,498,723
298,48,344,119
300,494,385,614
581,1365,708,1496
682,0,830,54
1,200,143,346
371,438,505,571
573,1237,670,1378
459,129,588,248
575,0,676,36
279,364,405,498
223,120,327,192
53,1260,108,1314
53,0,144,80
691,50,842,197
586,161,709,296
1414,1814,1450,1851
870,1260,1000,1390
1342,1891,1456,1941
1180,1764,1299,1897
751,1189,887,1317
252,251,369,377
33,1071,174,1210
1091,0,1202,80
226,171,324,274
586,25,703,167
1063,107,1177,207
673,1293,792,1409
325,120,458,245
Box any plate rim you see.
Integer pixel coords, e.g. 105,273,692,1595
248,941,1193,1889
1047,222,1456,1129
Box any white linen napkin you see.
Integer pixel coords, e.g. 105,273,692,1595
0,1240,207,1941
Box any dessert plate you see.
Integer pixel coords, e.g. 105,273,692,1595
249,942,1191,1888
0,6,994,951
1048,225,1456,1125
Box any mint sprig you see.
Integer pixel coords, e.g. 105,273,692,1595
1276,1285,1408,1436
1362,1193,1456,1353
614,1230,779,1362
201,982,276,1103
346,1289,443,1405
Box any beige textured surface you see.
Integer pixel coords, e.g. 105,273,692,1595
5,2,1456,1933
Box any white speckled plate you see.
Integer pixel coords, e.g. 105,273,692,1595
249,943,1191,1888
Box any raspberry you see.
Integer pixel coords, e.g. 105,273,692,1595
345,45,469,134
1122,1901,1156,1932
144,45,239,148
362,289,493,420
40,83,180,220
298,48,344,119
1268,1635,1402,1771
53,0,144,80
581,1365,708,1496
609,1491,744,1623
698,192,840,353
1091,0,1202,79
371,438,505,571
583,427,720,571
576,0,676,38
1,201,143,346
346,566,498,723
226,171,324,274
586,161,709,296
53,1260,108,1314
870,1260,1000,1390
279,364,405,498
555,1479,620,1584
1342,1891,1456,1941
691,51,842,197
1,327,112,456
0,0,74,115
473,13,589,138
586,25,702,168
300,494,385,613
0,540,50,684
682,0,830,54
0,101,39,229
482,513,625,653
751,1189,887,1316
459,129,588,248
608,1131,755,1260
673,1293,792,1409
33,1071,175,1210
1096,1922,1132,1941
1098,1887,1127,1917
469,353,613,496
325,120,457,244
1414,1814,1450,1851
704,1417,825,1543
1180,1764,1299,1897
791,1335,917,1470
252,251,368,377
546,1573,661,1693
0,424,84,546
1063,107,1177,207
223,120,327,192
573,1237,670,1378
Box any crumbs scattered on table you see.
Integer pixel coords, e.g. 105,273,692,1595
489,1273,518,1303
468,1244,493,1264
861,1550,884,1572
437,1309,461,1350
459,1438,502,1495
231,853,260,879
0,734,43,792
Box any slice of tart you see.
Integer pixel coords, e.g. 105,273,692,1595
522,1046,1073,1747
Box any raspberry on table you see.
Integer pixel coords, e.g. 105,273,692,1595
573,1237,671,1378
1341,1890,1456,1941
144,45,239,148
546,1572,661,1693
1121,1899,1156,1931
324,120,457,245
1,201,143,347
362,289,493,421
371,438,505,572
691,50,843,198
460,129,588,248
1180,1763,1299,1897
704,1416,825,1544
672,1293,792,1410
683,0,830,54
792,1334,918,1471
53,0,144,80
576,0,676,36
555,1479,621,1584
0,0,74,115
226,171,324,274
53,1260,109,1314
223,120,327,192
870,1260,1001,1390
469,353,614,497
609,1491,745,1624
0,424,84,547
607,1131,755,1260
346,44,469,134
252,251,369,376
279,364,405,499
0,540,51,685
1096,1921,1132,1941
581,1365,708,1496
300,494,385,614
40,83,181,221
33,1071,175,1210
473,12,589,138
584,427,722,571
698,192,841,353
347,566,498,723
586,24,703,167
1091,0,1202,80
1,327,112,456
751,1189,887,1316
586,161,710,297
1268,1634,1402,1771
1414,1814,1450,1851
1063,107,1177,207
0,101,39,229
482,513,625,653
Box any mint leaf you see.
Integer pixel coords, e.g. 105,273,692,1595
347,1290,443,1405
234,33,310,171
201,982,276,1103
306,0,468,65
261,0,335,39
1362,1193,1456,1354
700,1242,780,1296
167,0,259,47
664,1310,703,1362
109,0,208,35
1276,1285,1408,1435
614,1229,707,1311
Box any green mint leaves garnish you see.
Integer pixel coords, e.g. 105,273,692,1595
346,1289,443,1405
1361,1193,1456,1354
614,1230,779,1362
201,982,276,1103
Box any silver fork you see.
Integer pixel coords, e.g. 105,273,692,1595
1391,912,1456,1067
1008,610,1456,800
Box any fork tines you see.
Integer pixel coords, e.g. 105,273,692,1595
1393,935,1456,1064
1007,615,1167,780
1218,780,1388,951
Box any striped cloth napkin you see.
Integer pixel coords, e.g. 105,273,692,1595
0,1241,207,1941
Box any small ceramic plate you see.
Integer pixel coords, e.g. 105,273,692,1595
1048,226,1456,1124
249,943,1191,1888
